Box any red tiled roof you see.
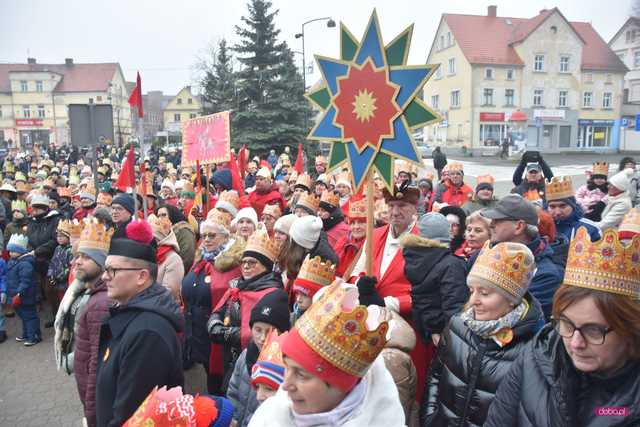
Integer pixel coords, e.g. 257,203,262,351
443,9,628,72
0,62,120,93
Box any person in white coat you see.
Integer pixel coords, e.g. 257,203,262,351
248,281,406,427
596,168,634,231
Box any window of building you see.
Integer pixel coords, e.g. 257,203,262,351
480,124,507,147
189,113,197,119
628,30,636,42
440,35,445,50
36,80,43,92
483,88,494,105
188,98,193,104
584,73,593,83
450,90,460,108
37,105,45,118
634,51,640,68
506,69,514,80
431,94,439,109
177,98,183,105
533,89,544,106
448,58,456,75
485,68,494,79
559,56,570,72
583,91,593,107
22,105,30,118
602,92,612,109
20,81,28,92
435,65,442,79
618,53,626,63
558,90,568,107
447,32,451,47
174,113,181,121
505,89,515,106
534,54,545,72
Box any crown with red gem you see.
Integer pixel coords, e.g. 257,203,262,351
545,176,574,201
564,227,640,299
293,255,336,297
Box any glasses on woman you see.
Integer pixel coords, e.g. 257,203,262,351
202,233,218,240
241,259,258,268
553,317,613,345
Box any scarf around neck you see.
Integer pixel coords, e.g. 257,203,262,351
460,299,528,347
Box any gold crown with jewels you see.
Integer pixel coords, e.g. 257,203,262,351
78,217,113,253
297,255,336,288
296,192,320,213
295,174,313,191
545,176,574,201
348,197,367,219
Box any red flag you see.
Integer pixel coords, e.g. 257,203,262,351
116,146,136,192
237,145,248,178
128,72,144,118
229,152,245,195
294,143,304,174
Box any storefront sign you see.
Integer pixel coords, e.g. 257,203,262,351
533,109,565,120
593,132,605,139
15,118,43,127
479,112,504,122
578,119,614,126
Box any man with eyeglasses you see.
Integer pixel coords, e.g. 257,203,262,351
110,194,135,240
95,221,184,427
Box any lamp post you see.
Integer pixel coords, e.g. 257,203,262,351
295,17,336,92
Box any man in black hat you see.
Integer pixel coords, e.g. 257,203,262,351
95,221,184,427
110,194,135,239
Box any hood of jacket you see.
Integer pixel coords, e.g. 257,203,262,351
401,234,450,283
112,282,184,333
238,270,283,292
385,312,416,353
214,237,245,272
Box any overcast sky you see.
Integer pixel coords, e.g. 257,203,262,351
1,0,633,95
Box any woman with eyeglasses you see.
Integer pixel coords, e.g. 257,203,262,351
181,213,243,395
207,229,283,393
485,227,640,426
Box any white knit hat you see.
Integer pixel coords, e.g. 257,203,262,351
290,216,323,249
161,179,175,192
274,214,296,236
609,168,635,192
231,207,258,228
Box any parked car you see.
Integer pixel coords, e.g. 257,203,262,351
418,144,433,159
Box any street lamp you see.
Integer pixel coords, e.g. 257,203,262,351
295,17,336,92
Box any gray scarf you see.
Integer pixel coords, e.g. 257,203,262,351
460,300,527,347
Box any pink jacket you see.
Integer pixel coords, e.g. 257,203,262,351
575,184,607,213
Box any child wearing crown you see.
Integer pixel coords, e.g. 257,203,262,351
45,220,74,328
575,162,609,221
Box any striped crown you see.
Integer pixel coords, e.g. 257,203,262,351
78,217,113,254
320,190,340,208
545,176,574,201
564,227,640,299
245,229,279,263
296,192,320,213
592,162,610,176
348,197,367,220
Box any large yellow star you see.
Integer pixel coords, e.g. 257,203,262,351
352,89,377,123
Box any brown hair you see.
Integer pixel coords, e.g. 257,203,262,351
552,285,640,359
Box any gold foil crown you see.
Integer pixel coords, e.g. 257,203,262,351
295,281,390,377
78,217,113,253
447,162,464,173
262,204,282,219
296,192,320,213
245,229,279,263
563,227,640,299
592,162,609,176
295,174,313,191
57,220,73,236
207,209,232,231
320,190,340,208
69,219,85,242
348,197,367,219
477,174,495,185
545,176,574,201
297,255,336,288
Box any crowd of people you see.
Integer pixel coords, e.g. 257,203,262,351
0,142,639,426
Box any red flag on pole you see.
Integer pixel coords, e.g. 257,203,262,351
116,146,136,192
237,145,248,178
128,72,144,118
229,152,245,195
294,143,304,174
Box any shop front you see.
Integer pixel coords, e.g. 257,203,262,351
479,112,506,149
15,119,50,148
522,109,577,152
577,119,615,148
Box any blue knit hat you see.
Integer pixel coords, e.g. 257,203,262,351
112,194,135,215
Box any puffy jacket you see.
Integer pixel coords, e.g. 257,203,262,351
27,209,60,272
402,234,468,340
596,192,633,231
437,181,474,207
6,254,37,305
424,294,544,427
227,345,260,427
174,221,196,272
74,280,111,427
575,184,607,213
485,324,640,427
156,231,185,302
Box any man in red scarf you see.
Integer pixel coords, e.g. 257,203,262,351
248,167,285,217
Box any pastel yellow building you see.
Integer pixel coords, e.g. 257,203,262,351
424,6,627,154
0,58,132,147
162,86,202,134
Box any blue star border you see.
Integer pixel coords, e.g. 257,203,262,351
305,10,443,192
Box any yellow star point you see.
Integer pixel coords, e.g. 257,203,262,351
352,89,377,123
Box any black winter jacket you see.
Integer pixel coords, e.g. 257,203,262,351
485,324,640,427
402,234,468,340
310,230,339,265
424,294,544,427
96,283,184,427
27,209,60,273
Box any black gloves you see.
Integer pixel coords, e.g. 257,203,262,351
207,314,241,346
357,276,385,307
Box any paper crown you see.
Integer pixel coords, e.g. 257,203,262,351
447,162,464,173
293,255,336,297
69,219,85,243
283,282,390,391
97,192,113,205
262,204,282,219
295,174,313,191
3,162,15,172
15,172,27,182
592,162,610,176
545,176,574,201
15,181,30,193
11,200,27,212
207,209,232,231
619,208,640,240
218,190,240,210
251,330,287,390
57,187,72,198
296,192,320,213
78,218,113,254
320,190,340,208
563,227,640,299
476,174,495,185
244,229,279,263
468,241,536,302
348,197,367,220
394,159,417,175
57,219,73,237
335,172,351,188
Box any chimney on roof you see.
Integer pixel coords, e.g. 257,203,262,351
488,5,497,17
65,58,74,66
27,57,36,64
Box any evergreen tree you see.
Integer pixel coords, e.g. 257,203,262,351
233,0,311,155
201,38,236,115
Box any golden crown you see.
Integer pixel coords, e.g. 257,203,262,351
262,204,282,219
69,219,85,241
545,176,574,201
78,217,113,253
320,190,340,208
57,220,73,236
619,208,640,237
57,187,72,198
335,172,351,188
395,159,417,175
295,281,390,377
295,174,313,191
477,174,495,185
447,162,464,173
564,227,640,299
592,162,610,176
297,255,336,288
206,209,232,231
218,190,240,210
348,197,367,219
296,192,320,213
245,228,279,262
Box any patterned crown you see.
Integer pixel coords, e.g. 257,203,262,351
564,227,640,299
320,190,340,208
11,200,27,212
619,208,640,239
262,204,282,219
206,209,232,232
251,330,287,389
348,197,367,220
477,174,495,185
545,176,574,201
294,281,390,377
78,217,113,253
295,255,336,290
592,162,610,176
245,228,279,263
57,220,73,237
296,192,320,213
218,190,240,210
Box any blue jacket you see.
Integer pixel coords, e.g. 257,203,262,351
6,254,37,305
526,237,564,321
553,198,601,242
0,258,7,294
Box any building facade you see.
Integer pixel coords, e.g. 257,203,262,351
0,58,132,148
609,17,640,126
162,86,202,135
424,6,627,154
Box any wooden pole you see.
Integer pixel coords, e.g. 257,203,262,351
365,170,375,276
